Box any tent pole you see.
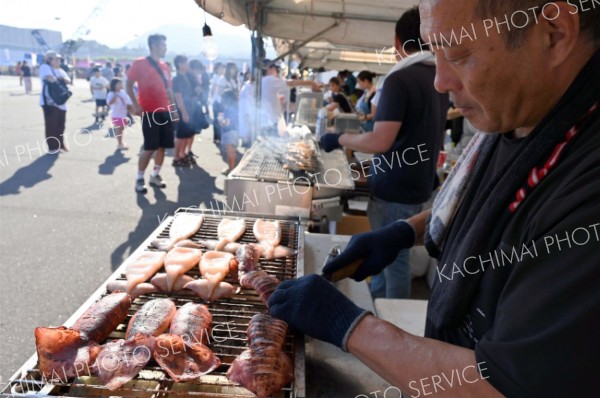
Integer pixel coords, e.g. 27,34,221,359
250,0,265,143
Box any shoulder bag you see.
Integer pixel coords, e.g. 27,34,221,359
44,67,72,106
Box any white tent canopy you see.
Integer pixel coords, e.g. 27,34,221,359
273,39,397,74
197,0,419,71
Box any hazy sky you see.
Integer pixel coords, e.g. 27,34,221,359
1,0,250,47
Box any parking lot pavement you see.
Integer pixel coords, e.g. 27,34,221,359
0,75,228,382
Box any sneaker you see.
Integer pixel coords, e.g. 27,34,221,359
172,158,190,167
118,143,129,150
149,174,166,188
135,178,147,194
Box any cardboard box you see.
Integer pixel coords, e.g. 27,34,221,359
336,214,372,235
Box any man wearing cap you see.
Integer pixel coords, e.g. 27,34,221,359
39,51,71,153
270,0,600,396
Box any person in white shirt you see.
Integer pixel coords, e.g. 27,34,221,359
107,78,133,150
39,51,71,153
239,71,256,146
210,62,226,144
89,68,109,124
217,62,240,99
260,60,320,136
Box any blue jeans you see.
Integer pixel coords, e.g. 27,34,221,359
367,197,423,299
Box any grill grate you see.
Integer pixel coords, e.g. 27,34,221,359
3,211,304,398
230,146,293,183
229,140,317,183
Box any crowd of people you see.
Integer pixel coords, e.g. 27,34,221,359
30,32,406,197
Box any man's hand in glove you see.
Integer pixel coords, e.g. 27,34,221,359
322,220,416,282
268,274,371,352
319,133,342,152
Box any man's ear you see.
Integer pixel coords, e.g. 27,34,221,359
394,36,402,59
538,1,581,68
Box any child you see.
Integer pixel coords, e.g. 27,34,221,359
219,89,239,174
89,67,109,123
107,78,132,150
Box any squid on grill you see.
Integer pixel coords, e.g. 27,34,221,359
125,298,176,339
71,291,131,343
236,244,280,307
226,314,293,398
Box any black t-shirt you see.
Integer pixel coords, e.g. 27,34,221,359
332,93,352,113
426,120,600,396
186,72,199,93
370,63,449,204
21,65,31,77
172,73,194,115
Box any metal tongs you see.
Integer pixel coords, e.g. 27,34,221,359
321,245,362,282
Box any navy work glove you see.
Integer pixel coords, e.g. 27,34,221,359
268,274,371,352
319,133,342,152
322,220,416,282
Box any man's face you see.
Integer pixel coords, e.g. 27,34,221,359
153,40,167,58
179,61,189,74
420,0,553,133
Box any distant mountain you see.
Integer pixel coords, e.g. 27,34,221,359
124,24,256,61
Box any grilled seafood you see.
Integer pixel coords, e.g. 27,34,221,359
216,218,246,251
34,327,100,380
164,247,202,292
96,334,155,390
106,281,156,299
152,213,203,251
183,279,238,302
153,334,221,382
124,251,166,294
125,298,176,339
226,314,292,398
169,302,212,345
72,291,131,342
150,273,195,293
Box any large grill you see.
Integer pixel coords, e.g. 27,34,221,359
2,210,306,398
225,139,354,222
229,139,317,183
232,145,295,182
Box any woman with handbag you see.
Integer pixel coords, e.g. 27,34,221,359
39,51,71,153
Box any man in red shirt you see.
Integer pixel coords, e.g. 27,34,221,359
126,34,175,193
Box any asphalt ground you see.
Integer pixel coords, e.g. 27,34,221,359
0,75,229,383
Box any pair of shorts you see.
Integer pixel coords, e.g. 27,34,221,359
112,117,132,128
176,121,196,139
220,130,239,148
95,99,107,107
142,111,174,150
